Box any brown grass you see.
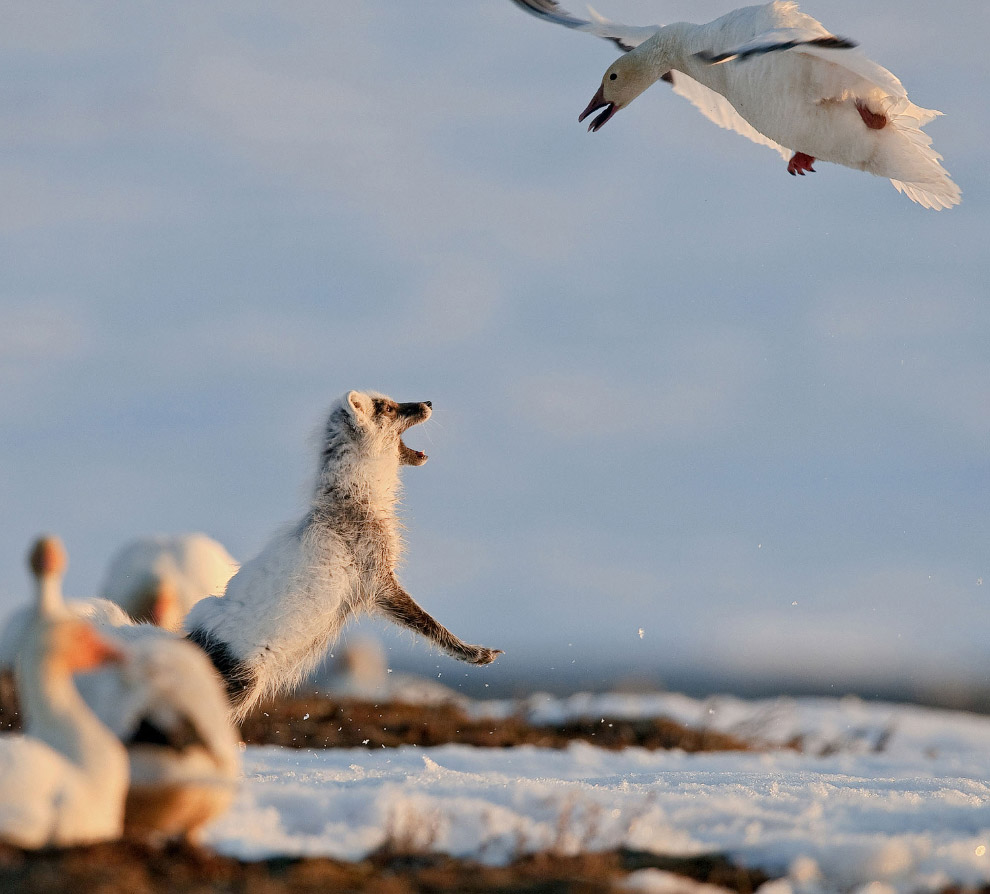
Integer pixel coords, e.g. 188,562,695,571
238,695,752,753
3,670,751,753
0,840,772,894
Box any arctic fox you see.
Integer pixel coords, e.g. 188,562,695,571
186,391,502,720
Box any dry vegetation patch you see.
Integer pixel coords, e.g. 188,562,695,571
238,695,752,752
0,840,772,894
3,673,752,753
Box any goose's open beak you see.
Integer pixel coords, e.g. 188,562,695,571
578,85,617,132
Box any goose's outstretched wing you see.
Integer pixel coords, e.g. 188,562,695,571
508,0,657,52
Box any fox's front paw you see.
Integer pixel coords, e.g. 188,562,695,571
467,646,503,666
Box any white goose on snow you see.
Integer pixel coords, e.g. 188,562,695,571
0,537,129,849
74,613,241,843
509,0,960,209
0,541,241,844
99,533,239,632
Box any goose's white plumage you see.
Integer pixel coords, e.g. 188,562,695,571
510,0,960,209
0,549,240,842
0,538,128,849
0,735,121,849
99,534,239,631
71,619,241,842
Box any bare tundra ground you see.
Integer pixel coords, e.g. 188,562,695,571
0,840,771,894
238,694,753,752
0,690,760,891
0,685,753,751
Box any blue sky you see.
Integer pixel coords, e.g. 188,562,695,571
1,1,987,694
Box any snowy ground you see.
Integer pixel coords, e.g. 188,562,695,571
205,693,990,894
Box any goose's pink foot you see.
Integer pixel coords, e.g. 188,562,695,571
787,152,816,176
856,102,888,130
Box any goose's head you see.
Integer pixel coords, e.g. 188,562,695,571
29,535,72,620
579,52,660,132
48,619,127,674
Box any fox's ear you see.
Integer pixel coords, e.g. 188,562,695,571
346,391,373,424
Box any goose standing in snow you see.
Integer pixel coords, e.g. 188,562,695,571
76,618,241,843
0,542,241,843
509,0,960,208
0,537,128,849
100,534,239,631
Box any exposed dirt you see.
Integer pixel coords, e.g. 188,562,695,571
0,840,773,894
0,671,18,733
238,694,753,752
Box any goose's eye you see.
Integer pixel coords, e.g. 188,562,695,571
609,73,617,81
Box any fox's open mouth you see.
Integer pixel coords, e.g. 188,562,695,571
397,401,432,466
399,438,428,466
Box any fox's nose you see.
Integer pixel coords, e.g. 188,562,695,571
424,401,432,408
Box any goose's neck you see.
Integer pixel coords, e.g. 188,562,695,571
36,576,66,619
19,654,124,776
641,22,696,78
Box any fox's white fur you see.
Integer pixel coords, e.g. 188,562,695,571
186,390,502,721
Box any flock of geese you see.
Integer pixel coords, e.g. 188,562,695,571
0,534,241,848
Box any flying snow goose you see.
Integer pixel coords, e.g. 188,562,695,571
0,537,129,849
99,534,239,631
509,0,960,208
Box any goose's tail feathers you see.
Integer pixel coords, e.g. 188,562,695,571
886,105,960,210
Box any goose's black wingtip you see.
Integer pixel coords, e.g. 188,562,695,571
813,35,858,51
508,0,587,30
697,34,858,66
